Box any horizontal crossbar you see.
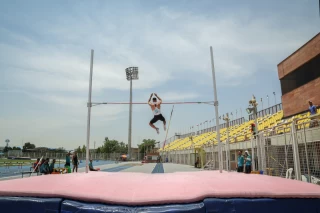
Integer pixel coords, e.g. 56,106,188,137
91,101,214,105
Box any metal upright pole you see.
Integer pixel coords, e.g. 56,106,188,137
254,106,260,171
210,46,222,173
86,49,94,173
128,78,132,159
226,115,230,171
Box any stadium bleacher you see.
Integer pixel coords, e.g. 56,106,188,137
163,108,320,151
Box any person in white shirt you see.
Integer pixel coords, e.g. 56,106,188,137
148,93,166,134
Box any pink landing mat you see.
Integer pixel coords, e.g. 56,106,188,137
0,171,319,205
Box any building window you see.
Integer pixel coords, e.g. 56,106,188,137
280,54,320,95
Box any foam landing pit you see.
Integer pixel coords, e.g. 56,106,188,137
0,171,319,205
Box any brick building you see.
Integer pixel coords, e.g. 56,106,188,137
278,32,320,118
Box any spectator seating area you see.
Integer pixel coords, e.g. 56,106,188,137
162,108,320,151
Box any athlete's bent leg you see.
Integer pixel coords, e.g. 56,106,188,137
149,122,159,134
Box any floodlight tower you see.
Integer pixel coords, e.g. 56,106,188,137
246,95,259,171
5,139,10,147
246,95,259,134
125,67,139,160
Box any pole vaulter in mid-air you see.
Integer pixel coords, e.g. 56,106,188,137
148,93,166,134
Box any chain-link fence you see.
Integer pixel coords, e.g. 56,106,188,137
161,117,320,185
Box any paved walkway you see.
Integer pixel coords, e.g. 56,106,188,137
0,162,202,181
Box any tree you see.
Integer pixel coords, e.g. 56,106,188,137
56,147,66,153
76,146,82,153
102,137,120,153
12,146,21,150
81,145,86,153
118,142,128,154
96,147,102,153
138,139,156,154
22,142,36,152
3,146,12,153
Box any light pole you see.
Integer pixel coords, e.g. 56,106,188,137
267,95,269,108
5,139,10,148
246,95,259,171
125,67,139,160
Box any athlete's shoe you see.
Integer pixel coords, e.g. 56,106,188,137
156,128,160,134
164,125,167,131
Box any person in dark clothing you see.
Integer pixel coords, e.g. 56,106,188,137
72,152,79,173
244,151,252,174
40,159,50,175
89,159,98,171
49,159,56,173
236,151,244,172
195,157,200,168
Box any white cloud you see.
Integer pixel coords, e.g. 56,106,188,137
1,6,316,97
0,2,318,148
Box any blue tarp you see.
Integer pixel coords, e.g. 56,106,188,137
0,197,62,213
1,196,320,213
61,200,205,213
203,198,320,213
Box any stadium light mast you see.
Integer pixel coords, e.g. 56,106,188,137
125,67,139,160
5,139,10,148
246,95,259,171
210,46,222,173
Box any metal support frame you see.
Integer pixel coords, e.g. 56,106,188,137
291,119,302,181
210,46,222,173
85,49,94,173
223,113,231,171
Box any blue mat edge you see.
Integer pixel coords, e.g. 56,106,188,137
1,196,320,213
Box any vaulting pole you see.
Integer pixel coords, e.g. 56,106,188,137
86,49,94,173
210,46,222,173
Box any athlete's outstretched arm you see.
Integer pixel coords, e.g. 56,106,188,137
154,93,162,104
148,93,153,105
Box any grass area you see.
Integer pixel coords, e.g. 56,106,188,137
0,159,34,166
0,159,66,167
0,159,34,163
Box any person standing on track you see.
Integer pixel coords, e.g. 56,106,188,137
148,93,166,134
72,151,79,173
236,151,244,173
244,151,252,174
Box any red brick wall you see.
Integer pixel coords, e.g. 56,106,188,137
278,33,320,79
282,78,320,117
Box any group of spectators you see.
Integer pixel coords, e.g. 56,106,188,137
236,150,252,174
65,151,79,172
66,151,98,172
32,151,99,174
32,158,56,175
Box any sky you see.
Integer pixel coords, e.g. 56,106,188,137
0,0,319,150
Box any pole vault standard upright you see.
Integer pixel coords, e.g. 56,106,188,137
85,48,222,173
86,49,94,173
210,46,222,173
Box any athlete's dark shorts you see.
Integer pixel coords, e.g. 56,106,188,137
150,114,166,124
